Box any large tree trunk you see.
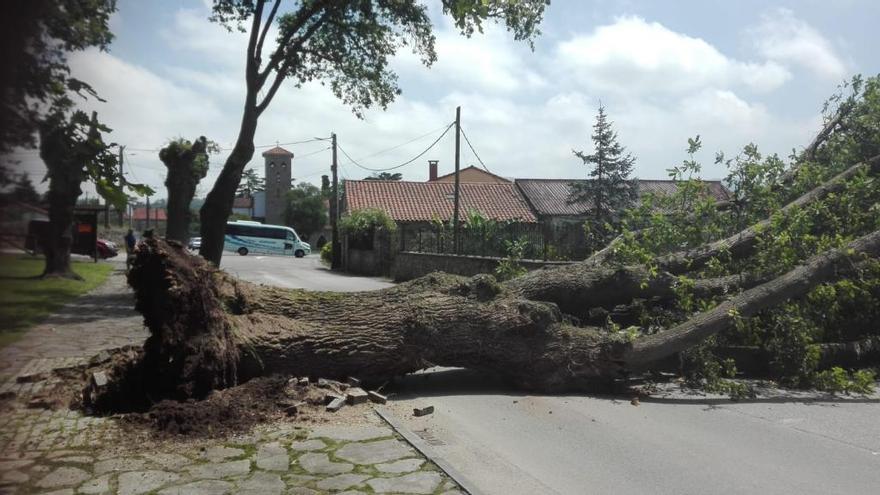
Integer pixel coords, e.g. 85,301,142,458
42,177,83,279
39,118,86,280
199,105,258,265
125,229,880,400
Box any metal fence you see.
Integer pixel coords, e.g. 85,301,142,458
399,221,588,261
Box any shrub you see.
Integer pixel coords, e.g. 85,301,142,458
320,243,332,266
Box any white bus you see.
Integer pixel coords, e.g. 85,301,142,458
224,220,311,258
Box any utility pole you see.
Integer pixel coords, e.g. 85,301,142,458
117,145,125,226
452,106,461,254
145,195,150,229
330,133,341,269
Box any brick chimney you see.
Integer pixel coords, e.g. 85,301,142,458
428,160,438,181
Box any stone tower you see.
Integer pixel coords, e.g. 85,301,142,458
262,146,294,225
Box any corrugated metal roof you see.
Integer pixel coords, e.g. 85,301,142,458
345,180,537,223
515,179,730,216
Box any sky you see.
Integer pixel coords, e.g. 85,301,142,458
8,0,880,200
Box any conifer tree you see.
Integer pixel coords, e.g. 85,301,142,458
570,105,638,251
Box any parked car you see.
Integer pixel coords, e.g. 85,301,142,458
96,239,118,259
188,237,202,250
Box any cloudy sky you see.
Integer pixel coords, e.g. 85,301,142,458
10,0,880,199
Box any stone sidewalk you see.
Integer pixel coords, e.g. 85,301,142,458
0,263,463,494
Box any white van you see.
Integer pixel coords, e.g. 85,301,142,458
224,220,311,257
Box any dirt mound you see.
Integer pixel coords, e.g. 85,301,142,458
127,375,289,437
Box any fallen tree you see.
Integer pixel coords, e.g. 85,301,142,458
118,223,879,402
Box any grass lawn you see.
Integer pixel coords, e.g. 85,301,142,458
0,255,113,347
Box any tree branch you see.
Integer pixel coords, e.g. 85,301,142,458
625,229,880,368
245,0,266,88
255,10,331,115
254,0,281,65
257,0,328,89
656,154,880,275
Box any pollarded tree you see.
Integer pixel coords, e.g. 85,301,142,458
569,105,639,252
198,0,550,265
160,137,215,244
39,110,148,278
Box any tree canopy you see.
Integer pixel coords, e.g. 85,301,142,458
284,182,327,239
0,0,117,154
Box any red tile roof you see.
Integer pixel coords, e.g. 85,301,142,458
515,179,730,216
261,146,294,157
345,180,537,223
129,207,167,221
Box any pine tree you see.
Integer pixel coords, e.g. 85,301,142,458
570,105,639,251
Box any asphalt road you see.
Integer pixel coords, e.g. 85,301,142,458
217,251,393,292
386,368,880,495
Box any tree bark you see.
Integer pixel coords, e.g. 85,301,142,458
126,228,879,400
42,173,83,279
199,106,258,265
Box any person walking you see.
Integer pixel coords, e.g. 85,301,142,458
124,229,136,270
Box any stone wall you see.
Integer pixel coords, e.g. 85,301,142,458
391,251,572,282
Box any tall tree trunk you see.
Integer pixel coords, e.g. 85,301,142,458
43,177,83,279
199,104,258,265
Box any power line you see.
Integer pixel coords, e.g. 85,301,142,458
127,136,331,154
353,123,453,162
460,126,490,173
337,122,454,173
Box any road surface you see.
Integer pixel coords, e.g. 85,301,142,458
218,252,393,292
386,368,880,495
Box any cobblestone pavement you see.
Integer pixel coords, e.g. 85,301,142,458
0,263,462,494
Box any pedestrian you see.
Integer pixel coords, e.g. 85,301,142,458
125,229,136,270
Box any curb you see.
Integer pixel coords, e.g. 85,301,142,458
375,407,485,495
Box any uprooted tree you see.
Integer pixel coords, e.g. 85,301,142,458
105,75,880,405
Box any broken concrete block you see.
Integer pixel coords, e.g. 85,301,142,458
326,397,345,412
317,378,331,388
91,371,109,388
346,376,361,387
324,393,343,405
367,391,387,404
413,406,434,417
298,377,310,386
346,388,369,405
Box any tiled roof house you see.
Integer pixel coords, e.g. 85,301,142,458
344,180,537,224
515,179,730,218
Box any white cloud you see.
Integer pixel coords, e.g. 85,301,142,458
14,3,828,199
395,22,546,93
749,8,847,80
556,16,791,94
